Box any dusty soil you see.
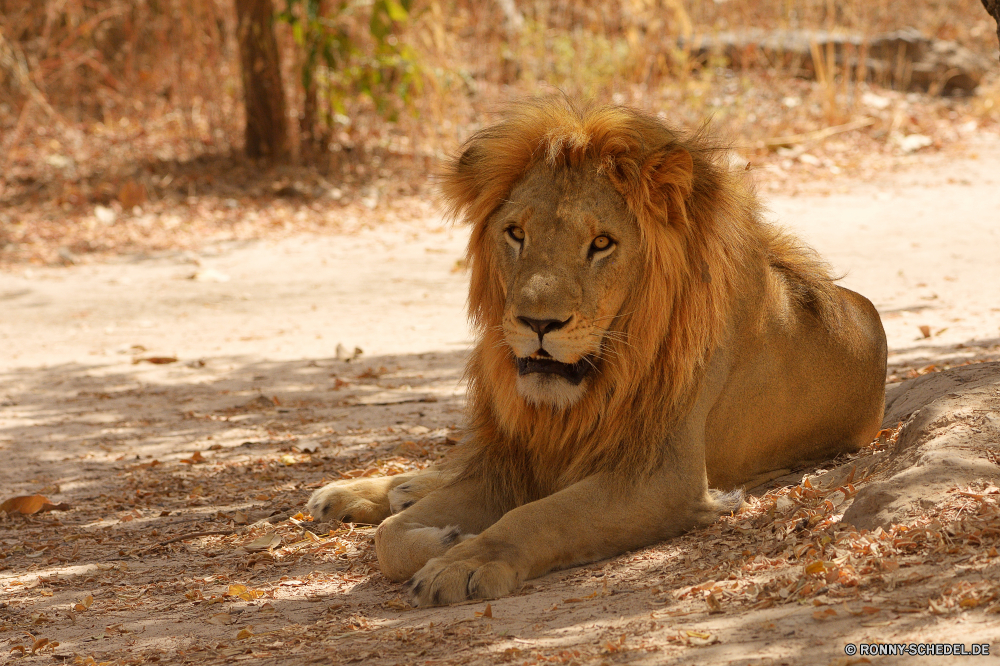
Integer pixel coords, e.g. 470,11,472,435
2,142,1000,665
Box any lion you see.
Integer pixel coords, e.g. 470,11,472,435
307,99,887,606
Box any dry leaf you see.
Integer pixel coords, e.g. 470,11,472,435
392,440,427,457
805,561,827,575
180,451,206,464
919,325,931,338
685,630,719,646
118,179,147,208
133,356,178,365
0,494,70,515
475,603,493,618
236,628,254,640
73,595,94,612
243,532,281,552
206,613,233,626
226,584,265,601
813,608,837,620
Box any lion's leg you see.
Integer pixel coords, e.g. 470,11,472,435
306,467,450,524
406,471,742,606
374,477,506,582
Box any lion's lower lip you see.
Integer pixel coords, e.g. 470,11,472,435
515,356,592,385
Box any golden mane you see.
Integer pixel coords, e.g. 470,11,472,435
440,99,835,510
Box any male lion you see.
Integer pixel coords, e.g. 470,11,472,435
308,100,887,606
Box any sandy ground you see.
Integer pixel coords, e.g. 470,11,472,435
2,141,1000,665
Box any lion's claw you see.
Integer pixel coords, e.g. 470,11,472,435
408,556,520,606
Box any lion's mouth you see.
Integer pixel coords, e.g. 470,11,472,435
515,355,593,385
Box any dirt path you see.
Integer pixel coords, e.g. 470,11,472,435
2,143,999,665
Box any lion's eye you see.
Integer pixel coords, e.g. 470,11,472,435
590,235,613,255
506,226,525,243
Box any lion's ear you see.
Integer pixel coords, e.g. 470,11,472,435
440,144,484,221
457,143,480,170
643,146,694,226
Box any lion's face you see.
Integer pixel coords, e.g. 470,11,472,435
490,161,643,408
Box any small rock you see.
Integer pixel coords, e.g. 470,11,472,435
94,205,117,225
896,133,933,153
58,247,77,265
335,343,363,362
189,268,230,283
862,92,892,109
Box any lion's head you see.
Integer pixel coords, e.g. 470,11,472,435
487,160,645,408
441,99,755,487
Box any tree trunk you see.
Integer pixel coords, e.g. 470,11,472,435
299,79,318,161
984,0,1000,61
235,0,288,160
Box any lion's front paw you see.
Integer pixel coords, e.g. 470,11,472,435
408,555,520,606
306,479,391,524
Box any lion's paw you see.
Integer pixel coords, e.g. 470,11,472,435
306,478,391,524
408,556,520,606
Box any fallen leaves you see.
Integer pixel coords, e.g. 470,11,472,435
118,179,147,209
9,638,59,656
0,494,71,515
242,531,282,552
1,350,996,666
683,630,719,647
813,607,837,620
132,356,179,365
226,584,266,601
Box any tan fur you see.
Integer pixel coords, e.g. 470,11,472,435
307,99,887,606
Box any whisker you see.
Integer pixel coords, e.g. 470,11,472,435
588,330,635,351
593,309,636,323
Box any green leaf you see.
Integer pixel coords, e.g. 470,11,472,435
384,0,409,22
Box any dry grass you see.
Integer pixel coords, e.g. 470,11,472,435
1,0,999,263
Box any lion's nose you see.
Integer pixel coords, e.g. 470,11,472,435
518,316,571,343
